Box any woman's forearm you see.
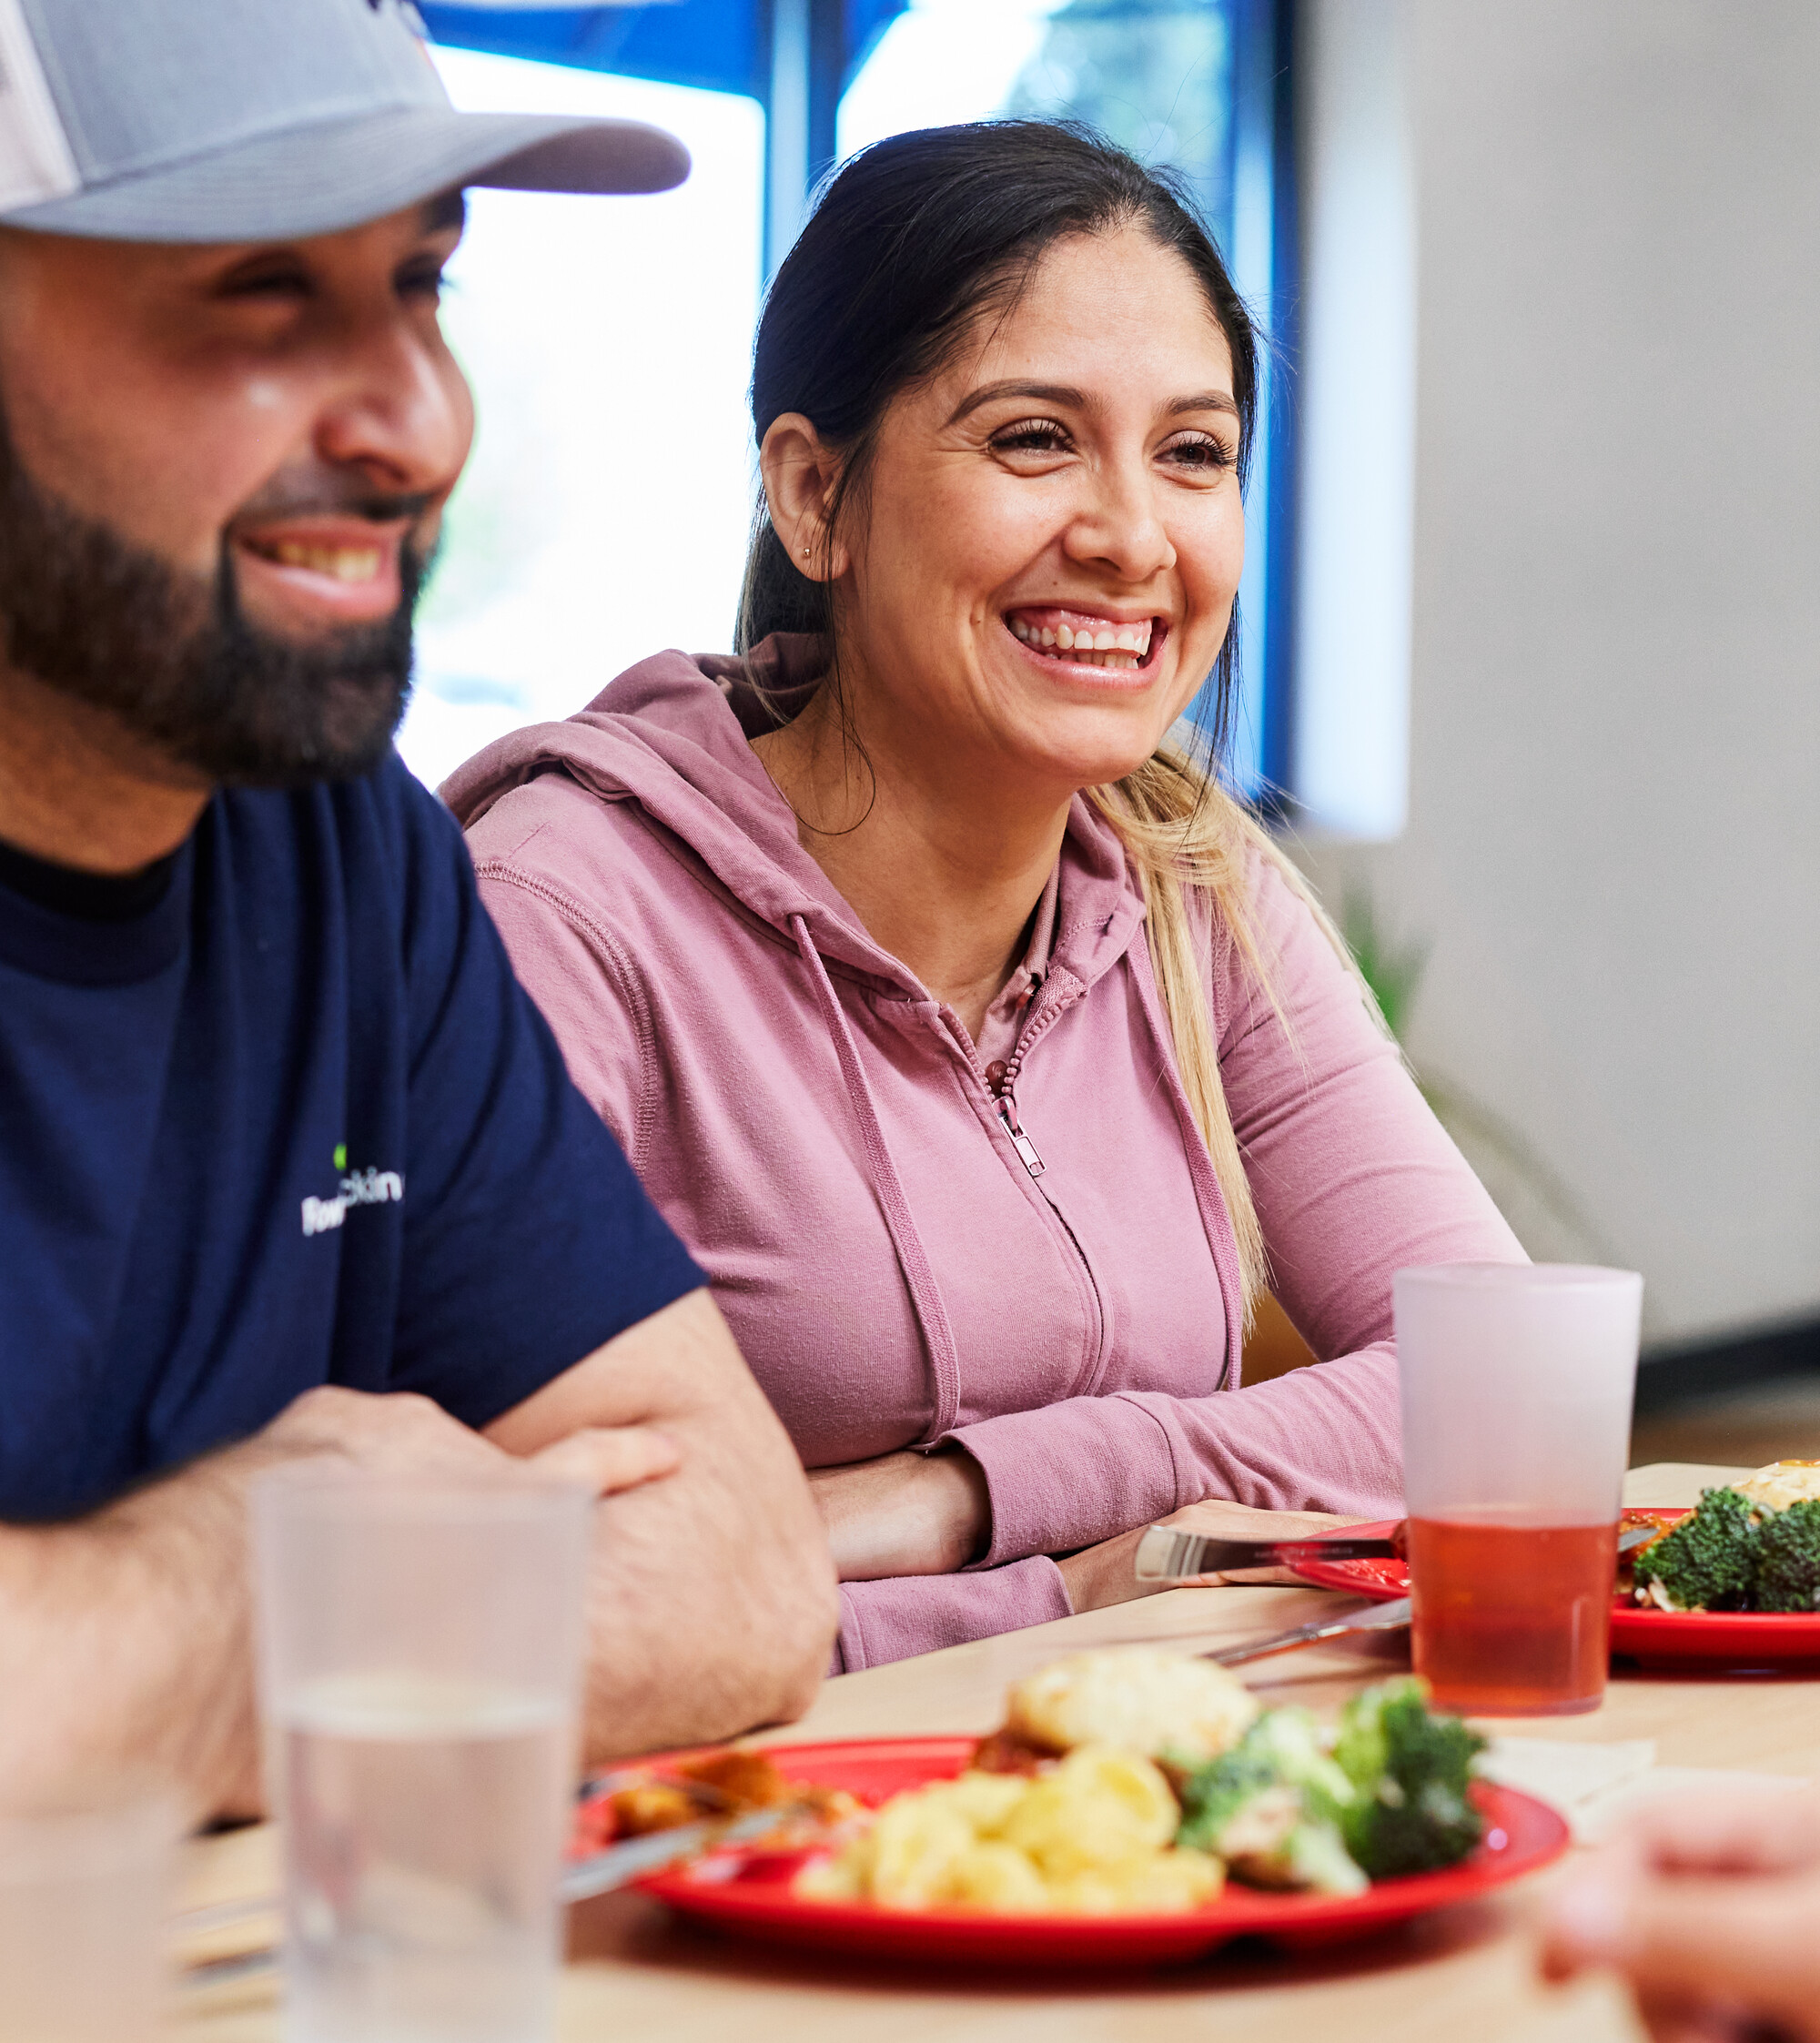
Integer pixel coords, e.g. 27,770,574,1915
808,1448,991,1580
943,1344,1404,1567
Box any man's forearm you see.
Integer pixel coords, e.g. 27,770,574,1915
489,1290,840,1756
0,1447,264,1818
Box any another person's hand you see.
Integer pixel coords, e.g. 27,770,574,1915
1056,1498,1370,1614
807,1448,991,1579
1539,1783,1820,2043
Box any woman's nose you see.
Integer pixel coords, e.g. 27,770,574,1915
1063,460,1177,582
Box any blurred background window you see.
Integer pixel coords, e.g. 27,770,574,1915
409,1,1297,804
398,48,764,790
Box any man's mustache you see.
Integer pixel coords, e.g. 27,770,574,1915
227,477,439,530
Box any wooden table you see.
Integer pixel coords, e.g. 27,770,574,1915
179,1464,1820,2043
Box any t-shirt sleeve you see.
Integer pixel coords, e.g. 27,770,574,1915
384,770,703,1427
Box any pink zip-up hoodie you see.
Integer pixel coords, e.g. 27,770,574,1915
444,638,1523,1671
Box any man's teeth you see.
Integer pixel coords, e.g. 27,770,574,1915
1008,616,1152,669
269,541,383,583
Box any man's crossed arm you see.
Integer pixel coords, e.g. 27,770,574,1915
0,1289,839,1817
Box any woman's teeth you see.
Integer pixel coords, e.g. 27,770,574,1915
1008,615,1152,670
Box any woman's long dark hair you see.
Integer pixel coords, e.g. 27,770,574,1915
737,117,1259,761
735,119,1355,1322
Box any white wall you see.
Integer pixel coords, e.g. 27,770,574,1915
1294,0,1820,1346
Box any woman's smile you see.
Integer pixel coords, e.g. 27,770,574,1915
1002,606,1168,683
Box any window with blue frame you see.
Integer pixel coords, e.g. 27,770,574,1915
409,2,1294,806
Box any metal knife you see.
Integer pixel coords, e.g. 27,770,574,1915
1197,1522,1663,1667
181,1802,800,1995
1135,1523,1402,1582
1201,1596,1415,1667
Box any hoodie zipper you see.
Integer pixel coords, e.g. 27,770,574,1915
992,1085,1046,1178
976,996,1113,1400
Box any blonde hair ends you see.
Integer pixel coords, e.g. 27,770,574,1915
1087,743,1372,1329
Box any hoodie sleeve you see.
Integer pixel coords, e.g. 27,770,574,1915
939,855,1525,1553
834,1559,1073,1672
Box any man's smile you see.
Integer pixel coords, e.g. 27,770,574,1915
232,514,417,632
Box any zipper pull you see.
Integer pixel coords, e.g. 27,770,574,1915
995,1094,1046,1178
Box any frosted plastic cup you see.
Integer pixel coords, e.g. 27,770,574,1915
0,1784,181,2043
1395,1263,1643,1716
252,1470,593,2043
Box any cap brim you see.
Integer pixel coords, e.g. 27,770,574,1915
1,106,690,244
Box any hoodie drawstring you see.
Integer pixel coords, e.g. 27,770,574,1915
789,915,963,1441
1126,933,1249,1391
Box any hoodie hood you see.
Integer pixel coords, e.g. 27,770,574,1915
442,634,1148,1001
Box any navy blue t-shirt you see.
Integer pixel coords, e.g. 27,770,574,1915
0,753,703,1521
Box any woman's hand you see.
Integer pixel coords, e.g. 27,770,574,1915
1056,1499,1371,1615
1538,1785,1820,2042
807,1448,992,1581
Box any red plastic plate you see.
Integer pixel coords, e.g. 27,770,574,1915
631,1736,1567,1968
1289,1519,1820,1670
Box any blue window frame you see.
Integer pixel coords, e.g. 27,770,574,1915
420,0,1297,804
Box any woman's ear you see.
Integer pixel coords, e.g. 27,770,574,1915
759,414,851,582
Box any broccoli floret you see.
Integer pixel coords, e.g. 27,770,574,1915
1333,1677,1486,1879
1173,1709,1368,1896
1637,1486,1758,1612
1279,1816,1370,1897
1754,1499,1820,1613
1172,1739,1279,1856
1238,1706,1360,1825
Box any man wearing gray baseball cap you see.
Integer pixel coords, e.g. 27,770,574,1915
0,0,836,1816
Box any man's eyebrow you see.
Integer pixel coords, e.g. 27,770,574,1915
421,187,468,236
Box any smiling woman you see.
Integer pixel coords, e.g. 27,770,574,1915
444,122,1525,1673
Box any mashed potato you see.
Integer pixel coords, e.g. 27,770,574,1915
794,1745,1223,1916
1004,1649,1259,1765
1736,1461,1820,1512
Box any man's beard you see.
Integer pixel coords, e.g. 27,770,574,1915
0,410,426,787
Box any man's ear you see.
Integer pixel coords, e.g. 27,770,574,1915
758,414,849,582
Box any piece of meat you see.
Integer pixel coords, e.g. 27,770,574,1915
610,1784,702,1836
675,1749,792,1808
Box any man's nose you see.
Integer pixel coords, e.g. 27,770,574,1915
311,319,473,499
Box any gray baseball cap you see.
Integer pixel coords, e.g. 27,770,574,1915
0,0,690,244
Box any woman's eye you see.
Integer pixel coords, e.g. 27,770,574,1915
1160,432,1236,472
991,420,1073,457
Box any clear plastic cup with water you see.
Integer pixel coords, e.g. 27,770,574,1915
253,1469,593,2043
0,1785,181,2043
1396,1262,1643,1715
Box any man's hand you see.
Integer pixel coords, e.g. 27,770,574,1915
484,1289,840,1760
260,1383,679,1495
1056,1499,1370,1614
1538,1784,1820,2042
806,1448,991,1580
0,1384,678,1823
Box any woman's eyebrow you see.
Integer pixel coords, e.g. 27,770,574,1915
945,380,1240,427
945,379,1086,426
